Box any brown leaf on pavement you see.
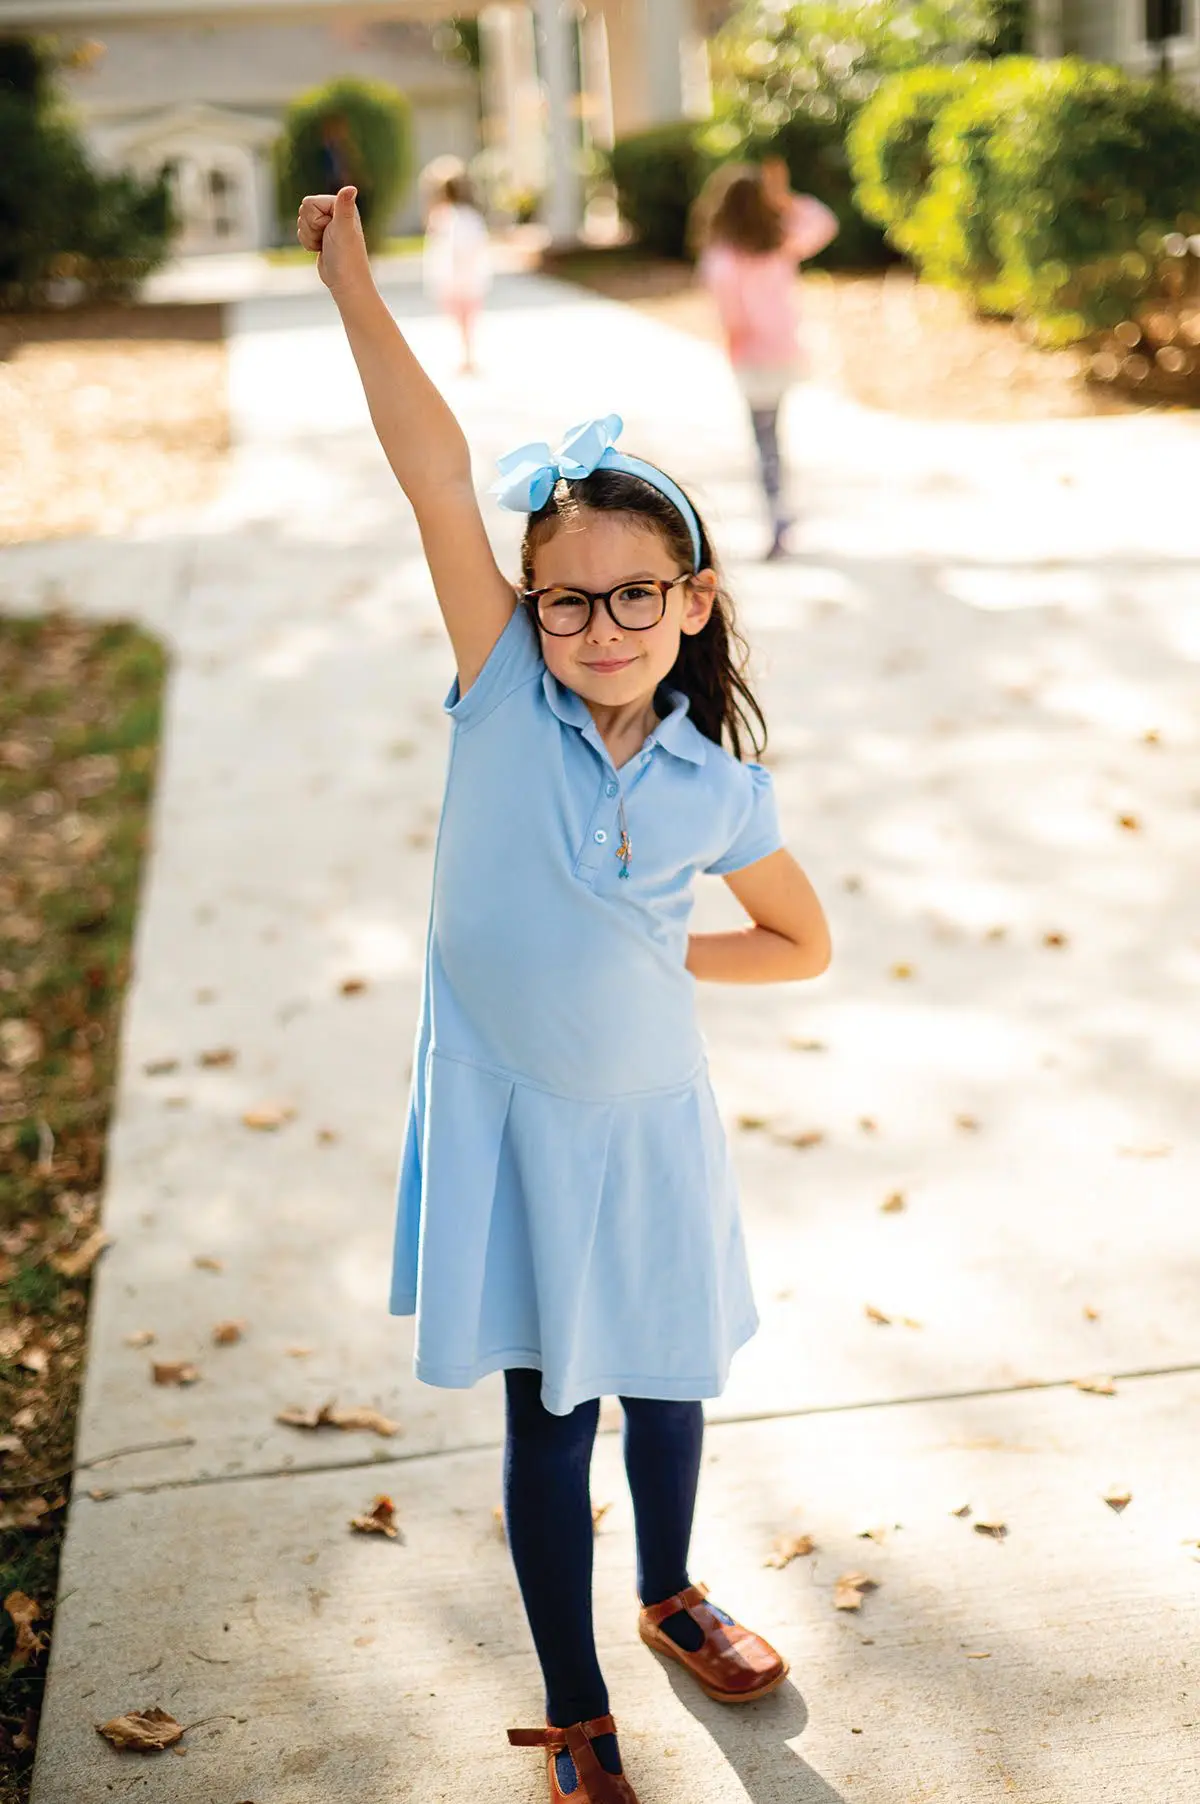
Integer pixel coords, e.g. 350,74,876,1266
123,1328,156,1347
142,1057,179,1076
955,1113,981,1132
95,1706,185,1752
973,1520,1008,1539
51,1227,111,1278
1116,814,1140,831
859,1117,878,1134
198,1046,237,1067
1042,931,1068,948
890,963,915,980
1073,1375,1117,1395
591,1501,612,1533
864,1305,891,1325
1103,1489,1132,1513
949,1503,972,1518
152,1361,200,1386
880,1192,905,1213
276,1400,399,1437
736,1113,769,1131
788,1037,827,1052
211,1320,246,1346
193,1254,223,1272
833,1572,878,1611
787,1129,825,1149
765,1532,815,1568
3,1591,46,1667
339,977,367,995
1082,1305,1100,1321
350,1495,399,1538
242,1103,296,1131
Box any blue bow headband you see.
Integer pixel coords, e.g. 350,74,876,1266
490,413,703,570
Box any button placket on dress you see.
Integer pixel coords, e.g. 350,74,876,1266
575,743,658,887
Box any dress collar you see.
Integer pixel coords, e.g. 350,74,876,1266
541,669,708,767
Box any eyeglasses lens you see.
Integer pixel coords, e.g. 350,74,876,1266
537,583,667,636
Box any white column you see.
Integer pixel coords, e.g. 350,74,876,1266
1030,0,1065,57
644,0,686,123
532,0,583,244
479,3,547,203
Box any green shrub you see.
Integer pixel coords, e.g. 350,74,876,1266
274,75,413,252
609,122,716,260
848,65,980,235
0,41,176,307
901,57,1200,341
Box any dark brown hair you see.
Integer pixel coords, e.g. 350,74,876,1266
698,165,784,256
521,467,767,761
440,173,476,208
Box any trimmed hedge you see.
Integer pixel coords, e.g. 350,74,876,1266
609,116,888,267
847,65,980,235
904,58,1200,341
273,76,413,252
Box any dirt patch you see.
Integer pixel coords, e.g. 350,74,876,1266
0,613,165,1799
546,252,1143,423
0,304,229,545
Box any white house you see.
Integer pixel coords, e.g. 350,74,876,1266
0,0,726,250
1031,0,1200,92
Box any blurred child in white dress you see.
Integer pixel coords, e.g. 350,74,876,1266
423,172,493,375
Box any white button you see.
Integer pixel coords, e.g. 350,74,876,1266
594,829,608,844
605,781,618,798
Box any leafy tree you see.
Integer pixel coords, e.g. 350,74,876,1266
274,75,413,252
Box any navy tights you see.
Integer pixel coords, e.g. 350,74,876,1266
502,1369,705,1789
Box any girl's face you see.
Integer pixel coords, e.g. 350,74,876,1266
529,512,716,712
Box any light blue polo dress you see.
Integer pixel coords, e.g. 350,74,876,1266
389,605,783,1415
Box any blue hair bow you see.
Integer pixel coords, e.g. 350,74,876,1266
491,412,703,569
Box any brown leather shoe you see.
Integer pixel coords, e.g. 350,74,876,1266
508,1714,641,1803
638,1581,789,1704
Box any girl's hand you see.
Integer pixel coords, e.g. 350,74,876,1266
297,186,371,296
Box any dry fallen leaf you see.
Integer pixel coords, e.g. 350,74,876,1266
242,1104,296,1131
949,1503,972,1518
51,1227,112,1278
984,925,1007,942
1103,1489,1132,1513
864,1305,891,1325
3,1591,46,1667
1082,1305,1100,1322
339,977,367,996
285,1345,313,1358
788,1037,827,1053
765,1532,815,1569
1073,1376,1116,1396
193,1255,223,1273
890,962,915,980
1116,814,1140,831
88,1488,114,1502
350,1495,399,1538
123,1329,156,1348
787,1129,825,1149
955,1113,980,1132
880,1192,905,1213
859,1117,878,1135
152,1361,200,1387
95,1706,185,1752
211,1321,246,1346
843,874,863,893
0,1498,51,1532
965,1651,992,1659
276,1400,399,1437
833,1572,878,1611
973,1520,1008,1540
591,1501,612,1533
493,1504,507,1541
142,1057,179,1077
1042,931,1068,948
0,1434,25,1458
1142,728,1160,745
736,1113,769,1131
198,1047,237,1067
17,1344,49,1375
316,1128,338,1145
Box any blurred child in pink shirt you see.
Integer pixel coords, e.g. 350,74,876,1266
698,159,838,559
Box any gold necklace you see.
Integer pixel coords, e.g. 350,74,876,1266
616,789,632,879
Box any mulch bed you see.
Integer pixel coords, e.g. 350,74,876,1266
0,303,229,545
0,613,165,1801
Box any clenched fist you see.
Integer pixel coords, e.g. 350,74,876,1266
297,185,370,294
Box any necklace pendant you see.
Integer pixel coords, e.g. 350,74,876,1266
616,829,632,877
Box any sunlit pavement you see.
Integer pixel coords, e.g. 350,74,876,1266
5,270,1199,1802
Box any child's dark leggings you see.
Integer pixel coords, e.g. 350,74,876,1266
503,1367,705,1732
750,404,784,518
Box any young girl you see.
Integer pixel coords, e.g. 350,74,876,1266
422,170,492,375
298,184,831,1804
697,158,838,560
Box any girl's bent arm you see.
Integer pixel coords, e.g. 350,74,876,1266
302,188,513,693
687,849,831,983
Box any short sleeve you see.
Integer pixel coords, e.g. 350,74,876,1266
444,605,542,729
706,762,784,876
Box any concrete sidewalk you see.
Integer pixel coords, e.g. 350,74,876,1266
4,267,1199,1802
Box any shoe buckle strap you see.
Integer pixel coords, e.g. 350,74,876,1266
641,1579,709,1629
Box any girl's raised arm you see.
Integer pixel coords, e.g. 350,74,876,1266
298,186,514,692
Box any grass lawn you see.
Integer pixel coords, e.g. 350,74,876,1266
0,613,166,1800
